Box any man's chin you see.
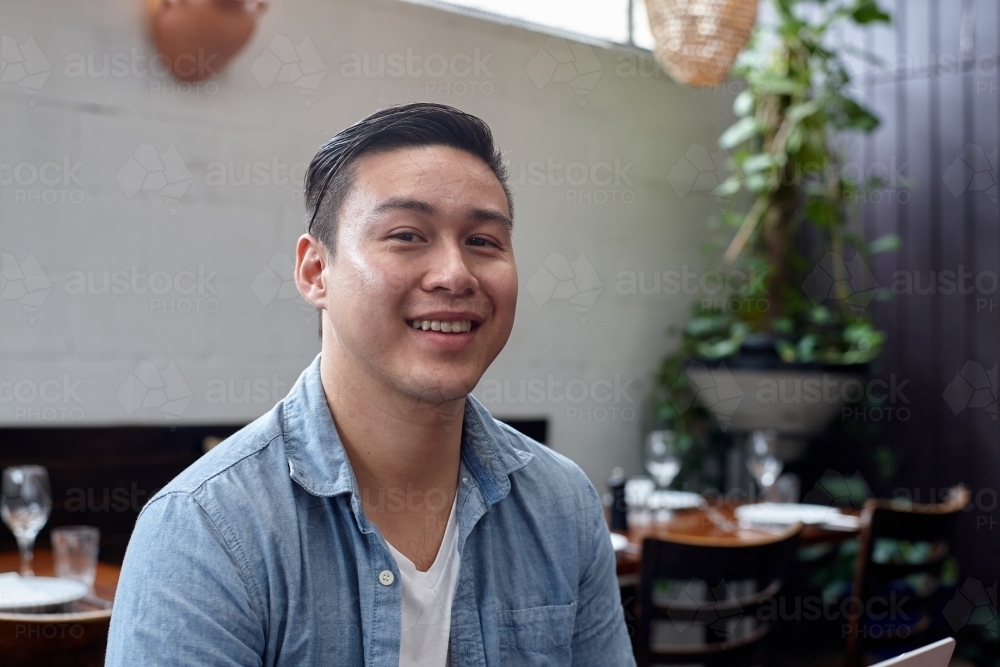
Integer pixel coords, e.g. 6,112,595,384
385,369,480,416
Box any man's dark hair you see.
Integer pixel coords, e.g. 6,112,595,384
304,103,513,255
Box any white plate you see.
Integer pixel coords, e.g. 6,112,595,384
735,502,846,526
648,490,706,511
610,532,629,553
0,572,89,611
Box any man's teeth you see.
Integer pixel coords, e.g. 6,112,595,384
410,320,473,333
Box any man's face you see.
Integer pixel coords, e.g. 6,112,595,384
321,144,517,405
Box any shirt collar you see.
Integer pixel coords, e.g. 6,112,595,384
282,353,533,507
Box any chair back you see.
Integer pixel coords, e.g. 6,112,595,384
0,608,111,667
845,485,969,667
636,525,801,667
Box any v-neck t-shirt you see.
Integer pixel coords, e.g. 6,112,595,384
385,495,460,667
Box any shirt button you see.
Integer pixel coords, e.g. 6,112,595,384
379,570,395,586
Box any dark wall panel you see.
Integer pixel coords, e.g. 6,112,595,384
860,0,999,583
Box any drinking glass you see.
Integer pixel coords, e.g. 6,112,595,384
645,430,680,490
1,465,52,576
745,430,782,502
771,473,800,503
52,526,100,590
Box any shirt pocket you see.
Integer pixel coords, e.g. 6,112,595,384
497,602,576,666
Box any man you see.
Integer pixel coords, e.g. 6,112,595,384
106,103,634,666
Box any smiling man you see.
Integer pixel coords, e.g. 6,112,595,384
105,103,634,667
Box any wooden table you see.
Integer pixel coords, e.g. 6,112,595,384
0,549,120,603
0,550,121,666
614,504,861,577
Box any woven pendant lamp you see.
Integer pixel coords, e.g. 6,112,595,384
644,0,758,87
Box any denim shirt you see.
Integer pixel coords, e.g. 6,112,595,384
105,354,635,667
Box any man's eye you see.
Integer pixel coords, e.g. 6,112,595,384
467,237,498,248
392,232,419,242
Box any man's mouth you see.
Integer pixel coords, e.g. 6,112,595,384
407,319,475,334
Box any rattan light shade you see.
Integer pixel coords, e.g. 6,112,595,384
644,0,758,87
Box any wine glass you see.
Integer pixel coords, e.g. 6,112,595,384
745,430,782,502
645,430,680,490
1,466,52,576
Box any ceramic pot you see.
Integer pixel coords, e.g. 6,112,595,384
146,0,267,81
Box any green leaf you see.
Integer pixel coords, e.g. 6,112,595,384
719,117,757,149
785,126,804,153
773,317,794,334
797,334,817,362
868,234,901,254
730,321,751,338
696,338,741,359
733,90,754,116
685,316,725,337
776,339,796,363
712,177,741,198
808,306,832,324
839,98,880,132
741,153,775,174
852,0,891,24
745,173,770,193
787,100,821,122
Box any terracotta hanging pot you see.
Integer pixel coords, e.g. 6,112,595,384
146,0,267,81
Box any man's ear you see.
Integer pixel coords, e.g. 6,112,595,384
295,234,329,308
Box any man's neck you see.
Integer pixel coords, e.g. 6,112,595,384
319,347,464,570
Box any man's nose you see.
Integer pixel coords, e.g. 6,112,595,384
421,241,478,294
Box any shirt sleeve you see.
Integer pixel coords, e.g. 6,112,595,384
105,491,266,667
571,484,637,667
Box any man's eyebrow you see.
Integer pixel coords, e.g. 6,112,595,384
372,197,436,217
372,197,512,229
467,206,513,230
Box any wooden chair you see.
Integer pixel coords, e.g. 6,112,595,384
845,485,969,667
636,525,801,667
0,607,112,667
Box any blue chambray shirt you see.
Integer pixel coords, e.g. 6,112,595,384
105,354,635,666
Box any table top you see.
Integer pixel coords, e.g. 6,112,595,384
0,549,120,604
614,504,861,576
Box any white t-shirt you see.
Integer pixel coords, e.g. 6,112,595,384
385,495,461,667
